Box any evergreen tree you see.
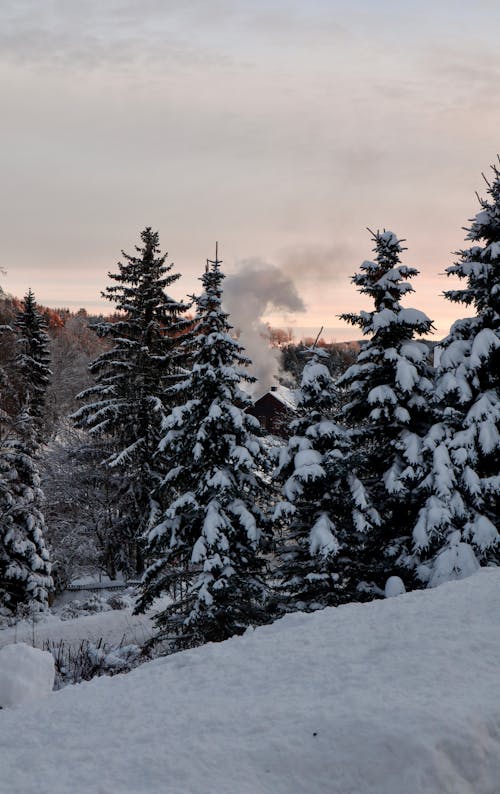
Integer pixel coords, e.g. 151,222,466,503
137,247,269,649
273,347,376,611
412,164,500,585
0,292,52,613
73,228,188,575
338,230,435,591
0,411,52,613
13,289,51,439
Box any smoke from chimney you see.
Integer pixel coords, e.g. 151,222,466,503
224,257,306,393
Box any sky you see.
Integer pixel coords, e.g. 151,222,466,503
1,0,499,342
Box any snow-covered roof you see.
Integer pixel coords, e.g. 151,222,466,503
253,384,299,410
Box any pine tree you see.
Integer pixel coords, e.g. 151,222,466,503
338,230,435,592
0,293,52,613
13,289,51,438
273,347,375,611
73,228,188,575
137,247,269,649
412,164,500,585
0,411,52,613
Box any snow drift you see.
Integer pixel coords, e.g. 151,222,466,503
0,643,54,708
1,570,499,794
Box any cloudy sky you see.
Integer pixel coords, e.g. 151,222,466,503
1,0,499,341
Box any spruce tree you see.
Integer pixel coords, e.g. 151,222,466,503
137,247,269,649
0,293,52,613
338,230,435,592
13,289,51,439
73,228,188,575
0,411,52,613
273,347,376,611
412,164,499,585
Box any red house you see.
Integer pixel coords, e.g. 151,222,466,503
246,385,298,436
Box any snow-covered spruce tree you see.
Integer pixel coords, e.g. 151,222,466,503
0,410,52,613
412,164,500,585
337,231,435,592
73,228,188,575
13,289,51,439
137,248,269,649
273,347,377,611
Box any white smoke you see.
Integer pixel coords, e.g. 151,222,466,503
224,258,306,394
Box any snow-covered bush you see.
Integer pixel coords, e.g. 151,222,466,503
46,637,143,689
55,592,133,621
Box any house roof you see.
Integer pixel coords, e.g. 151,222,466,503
253,385,298,411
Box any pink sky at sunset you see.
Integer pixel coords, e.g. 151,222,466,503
1,1,498,342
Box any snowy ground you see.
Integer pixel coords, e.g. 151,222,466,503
1,570,500,794
0,588,172,652
0,600,157,652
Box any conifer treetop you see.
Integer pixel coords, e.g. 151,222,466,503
186,244,254,389
98,226,188,329
340,230,433,339
14,288,51,427
444,160,500,319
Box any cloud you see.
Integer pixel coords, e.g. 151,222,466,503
421,47,500,100
0,0,237,70
0,0,345,72
276,242,354,284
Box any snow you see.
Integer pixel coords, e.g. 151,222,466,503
368,384,397,405
308,513,339,557
270,384,299,410
428,538,480,588
469,328,500,368
485,240,500,259
290,448,325,484
0,601,163,652
398,307,431,326
0,643,54,707
395,357,419,392
1,571,500,793
384,575,406,597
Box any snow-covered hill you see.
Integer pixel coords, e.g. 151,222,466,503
1,570,500,794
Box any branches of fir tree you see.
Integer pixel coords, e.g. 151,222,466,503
73,228,189,575
137,247,270,650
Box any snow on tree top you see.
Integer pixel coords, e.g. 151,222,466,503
378,230,400,246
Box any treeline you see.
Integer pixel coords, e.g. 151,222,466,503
0,160,498,656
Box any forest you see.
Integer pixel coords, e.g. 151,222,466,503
0,161,498,660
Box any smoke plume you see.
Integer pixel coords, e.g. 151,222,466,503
224,258,306,394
